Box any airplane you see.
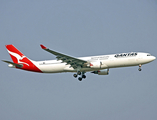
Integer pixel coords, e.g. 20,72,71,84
2,44,156,81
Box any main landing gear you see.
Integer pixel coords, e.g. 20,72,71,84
73,71,86,81
138,64,142,71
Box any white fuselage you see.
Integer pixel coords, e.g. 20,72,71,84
33,52,156,73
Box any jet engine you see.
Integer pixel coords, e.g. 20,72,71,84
91,69,109,75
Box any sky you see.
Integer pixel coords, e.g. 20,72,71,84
0,0,157,120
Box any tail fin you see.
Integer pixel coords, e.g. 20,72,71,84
6,44,26,64
6,44,30,66
5,44,42,72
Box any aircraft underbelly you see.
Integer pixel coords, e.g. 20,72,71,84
39,64,65,73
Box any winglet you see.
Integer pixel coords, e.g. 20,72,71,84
40,44,47,49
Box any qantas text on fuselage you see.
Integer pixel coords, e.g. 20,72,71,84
2,44,156,81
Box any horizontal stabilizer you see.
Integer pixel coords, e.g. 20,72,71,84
2,60,23,68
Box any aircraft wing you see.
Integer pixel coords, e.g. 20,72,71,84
40,45,88,69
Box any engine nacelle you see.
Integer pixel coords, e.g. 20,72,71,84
92,69,109,75
90,62,101,69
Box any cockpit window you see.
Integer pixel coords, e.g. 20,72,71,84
147,54,151,56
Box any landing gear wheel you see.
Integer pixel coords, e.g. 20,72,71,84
77,71,81,75
82,75,86,79
138,68,142,71
78,77,82,81
138,64,142,71
73,74,77,78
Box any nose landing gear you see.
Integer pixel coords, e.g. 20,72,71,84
138,64,142,71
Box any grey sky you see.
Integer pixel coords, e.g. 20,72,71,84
0,0,157,120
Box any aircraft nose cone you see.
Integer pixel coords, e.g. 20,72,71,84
153,56,156,60
150,56,156,61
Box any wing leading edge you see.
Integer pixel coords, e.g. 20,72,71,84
40,45,88,69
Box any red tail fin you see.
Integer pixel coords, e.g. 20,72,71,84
6,44,25,64
5,44,42,73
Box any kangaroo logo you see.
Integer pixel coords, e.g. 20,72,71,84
8,50,29,66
